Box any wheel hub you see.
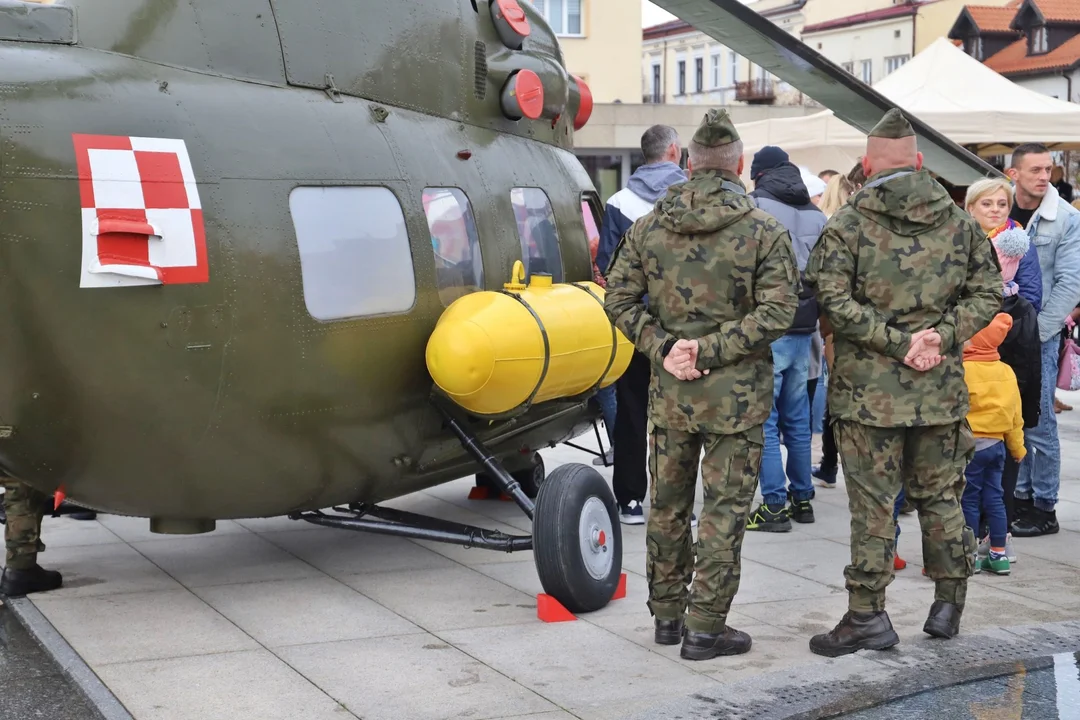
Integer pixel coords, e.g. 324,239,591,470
578,496,614,581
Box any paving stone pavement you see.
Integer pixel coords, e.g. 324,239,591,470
14,391,1080,720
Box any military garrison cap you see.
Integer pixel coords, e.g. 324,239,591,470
868,108,915,139
692,108,740,147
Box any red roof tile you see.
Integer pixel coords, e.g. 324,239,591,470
1028,0,1080,24
966,5,1022,33
984,32,1080,74
802,4,918,35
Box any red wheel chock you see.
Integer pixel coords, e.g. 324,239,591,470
466,486,512,501
536,573,627,623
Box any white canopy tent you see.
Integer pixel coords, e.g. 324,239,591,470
737,37,1080,181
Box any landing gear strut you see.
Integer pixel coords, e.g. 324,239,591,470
292,402,623,614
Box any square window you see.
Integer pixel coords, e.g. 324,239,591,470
289,186,416,320
511,188,563,283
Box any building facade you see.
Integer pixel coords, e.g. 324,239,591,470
641,0,810,107
801,3,921,87
949,0,1080,103
523,0,642,103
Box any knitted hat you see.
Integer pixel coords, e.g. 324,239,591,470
964,313,1013,362
751,146,789,180
990,225,1030,285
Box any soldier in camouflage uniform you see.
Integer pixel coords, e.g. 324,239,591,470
604,109,800,661
0,479,63,597
805,109,1002,657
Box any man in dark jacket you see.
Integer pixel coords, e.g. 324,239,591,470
745,146,827,532
598,125,688,524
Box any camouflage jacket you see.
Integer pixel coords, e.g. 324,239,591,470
603,169,800,435
805,167,1002,428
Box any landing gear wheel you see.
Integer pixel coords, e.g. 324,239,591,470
512,453,545,499
533,463,622,613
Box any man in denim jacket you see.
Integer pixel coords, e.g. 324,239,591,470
1007,144,1080,537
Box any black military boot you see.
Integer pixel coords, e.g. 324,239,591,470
809,611,900,657
680,627,752,661
1011,507,1059,537
0,565,62,597
923,600,962,639
655,617,685,645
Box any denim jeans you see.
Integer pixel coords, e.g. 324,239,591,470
963,442,1008,547
595,386,617,445
760,334,814,506
1016,335,1061,511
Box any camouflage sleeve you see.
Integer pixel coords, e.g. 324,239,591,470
695,225,800,369
602,218,675,364
805,222,912,360
935,221,1004,354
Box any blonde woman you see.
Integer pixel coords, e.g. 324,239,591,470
818,174,854,218
965,178,1042,310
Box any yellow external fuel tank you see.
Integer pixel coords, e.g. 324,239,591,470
426,261,634,416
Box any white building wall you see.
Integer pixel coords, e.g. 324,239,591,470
803,17,914,86
1013,72,1079,103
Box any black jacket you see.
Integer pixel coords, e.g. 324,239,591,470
998,293,1042,429
751,163,826,335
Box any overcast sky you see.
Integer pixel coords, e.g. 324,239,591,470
641,0,755,27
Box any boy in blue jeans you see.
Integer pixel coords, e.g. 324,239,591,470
962,314,1026,575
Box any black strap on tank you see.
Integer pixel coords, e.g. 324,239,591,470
498,289,550,409
570,282,620,397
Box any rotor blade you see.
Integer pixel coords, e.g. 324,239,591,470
649,0,1002,184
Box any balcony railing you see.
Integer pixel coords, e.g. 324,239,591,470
642,94,665,104
735,79,776,104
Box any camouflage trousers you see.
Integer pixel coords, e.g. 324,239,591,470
834,420,977,613
646,423,763,634
3,480,49,571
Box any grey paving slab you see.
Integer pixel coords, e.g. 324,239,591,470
342,565,539,632
131,533,325,589
193,576,423,648
261,526,458,576
233,515,320,534
96,649,354,720
40,515,124,549
33,542,185,599
96,514,250,543
32,589,259,665
277,633,557,720
439,621,720,720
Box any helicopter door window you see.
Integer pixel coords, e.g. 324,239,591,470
510,187,563,283
288,186,416,320
422,188,485,306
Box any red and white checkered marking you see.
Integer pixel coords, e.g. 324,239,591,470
73,134,208,288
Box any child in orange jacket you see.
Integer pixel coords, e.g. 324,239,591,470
962,313,1027,575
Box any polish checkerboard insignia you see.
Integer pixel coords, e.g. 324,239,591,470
72,134,209,288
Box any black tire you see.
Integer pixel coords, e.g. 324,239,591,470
512,453,545,499
475,453,545,498
533,463,622,613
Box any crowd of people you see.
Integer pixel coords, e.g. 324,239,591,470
598,108,1080,661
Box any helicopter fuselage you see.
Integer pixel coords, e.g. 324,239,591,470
0,0,601,524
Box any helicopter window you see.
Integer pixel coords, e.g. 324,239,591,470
288,186,416,320
510,187,563,283
423,187,485,306
581,193,602,271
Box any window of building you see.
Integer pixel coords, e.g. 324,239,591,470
526,0,582,37
884,55,910,75
422,188,484,307
861,60,872,84
511,188,563,282
289,186,415,321
1031,25,1048,54
677,60,686,95
695,57,703,93
728,51,737,86
842,61,854,74
711,54,721,88
651,63,661,102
